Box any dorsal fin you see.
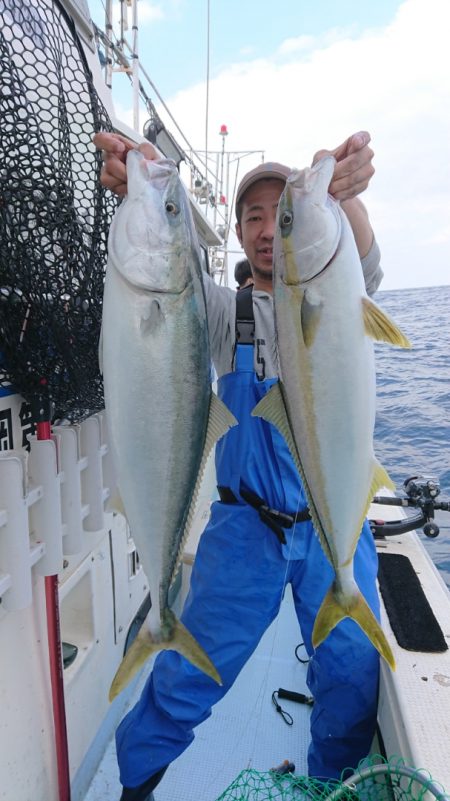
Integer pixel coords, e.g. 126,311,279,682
362,297,411,347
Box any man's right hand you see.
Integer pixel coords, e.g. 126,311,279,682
93,132,162,197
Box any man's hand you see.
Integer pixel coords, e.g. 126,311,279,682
92,132,162,197
313,131,375,201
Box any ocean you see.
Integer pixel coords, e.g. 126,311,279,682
373,284,450,590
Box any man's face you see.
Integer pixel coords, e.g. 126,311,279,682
235,179,285,285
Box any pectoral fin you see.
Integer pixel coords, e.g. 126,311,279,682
140,298,164,335
301,293,323,347
362,297,411,347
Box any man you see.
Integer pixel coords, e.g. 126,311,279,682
94,130,383,801
234,258,254,289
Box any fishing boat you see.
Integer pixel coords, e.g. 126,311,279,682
0,3,449,801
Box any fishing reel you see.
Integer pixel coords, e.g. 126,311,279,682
370,474,450,539
403,475,440,503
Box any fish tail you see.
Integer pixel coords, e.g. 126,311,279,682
109,612,222,701
312,584,396,671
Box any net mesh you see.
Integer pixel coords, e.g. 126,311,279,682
0,0,116,421
215,756,449,801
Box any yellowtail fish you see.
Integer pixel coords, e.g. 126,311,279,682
252,156,410,669
101,151,237,700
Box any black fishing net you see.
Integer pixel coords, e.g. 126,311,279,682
0,0,117,422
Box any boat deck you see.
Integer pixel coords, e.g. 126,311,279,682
85,585,311,801
84,496,450,801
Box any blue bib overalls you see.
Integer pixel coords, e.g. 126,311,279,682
116,335,380,788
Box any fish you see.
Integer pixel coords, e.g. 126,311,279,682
101,150,237,700
252,156,411,670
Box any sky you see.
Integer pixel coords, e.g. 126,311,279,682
90,0,450,291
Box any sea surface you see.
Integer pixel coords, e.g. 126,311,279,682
373,284,450,590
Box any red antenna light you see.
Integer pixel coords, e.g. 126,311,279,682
220,124,228,136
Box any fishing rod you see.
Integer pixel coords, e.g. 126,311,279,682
371,475,450,539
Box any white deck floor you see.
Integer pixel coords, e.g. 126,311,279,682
85,586,311,801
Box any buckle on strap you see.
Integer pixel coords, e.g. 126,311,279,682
241,487,312,545
217,485,311,545
240,487,291,544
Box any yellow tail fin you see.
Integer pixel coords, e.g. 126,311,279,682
109,610,222,701
312,584,396,671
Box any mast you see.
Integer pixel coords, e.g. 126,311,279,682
130,0,140,132
105,0,113,89
192,128,264,286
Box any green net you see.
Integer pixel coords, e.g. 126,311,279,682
215,755,450,801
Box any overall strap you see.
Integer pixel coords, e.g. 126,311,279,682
235,284,254,345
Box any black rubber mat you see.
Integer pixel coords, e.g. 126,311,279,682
377,552,448,652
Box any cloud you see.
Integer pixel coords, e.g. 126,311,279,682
138,2,164,25
276,27,358,59
107,0,449,289
277,35,317,56
423,224,450,247
238,45,257,58
156,0,450,289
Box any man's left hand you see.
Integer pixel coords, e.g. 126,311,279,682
313,131,374,200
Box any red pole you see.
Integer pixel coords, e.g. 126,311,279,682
37,421,52,440
37,418,71,801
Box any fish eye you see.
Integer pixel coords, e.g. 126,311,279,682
280,210,293,228
165,200,180,216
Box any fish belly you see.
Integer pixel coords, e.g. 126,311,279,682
103,269,209,626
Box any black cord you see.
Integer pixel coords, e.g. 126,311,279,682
295,642,310,664
271,691,293,726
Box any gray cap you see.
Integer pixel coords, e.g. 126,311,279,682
235,161,291,214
